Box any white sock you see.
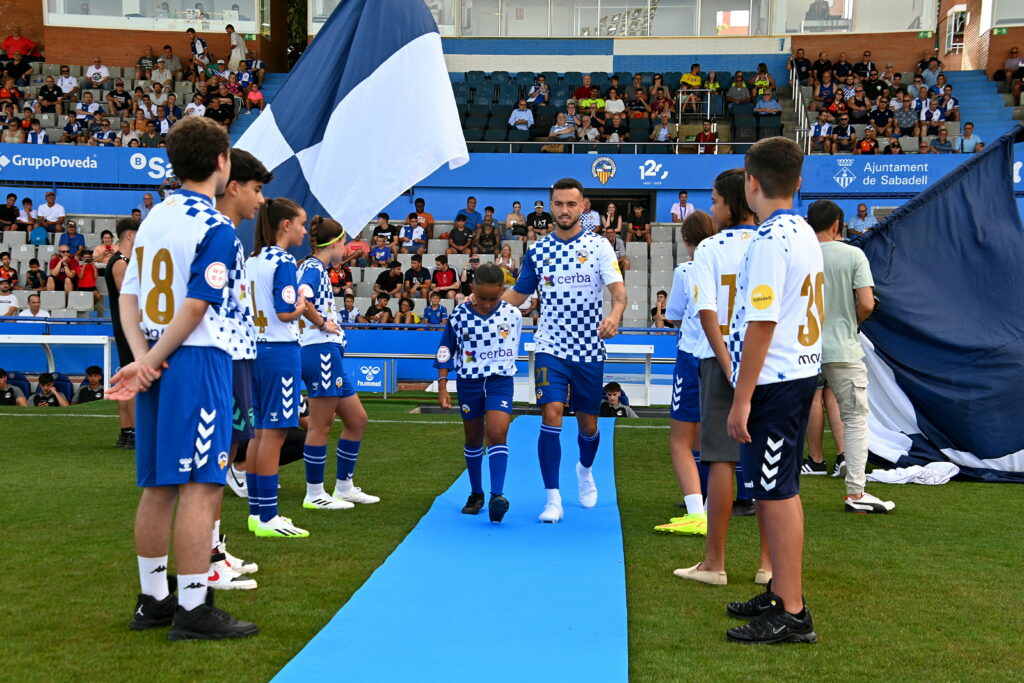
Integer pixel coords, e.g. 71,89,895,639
307,482,326,498
178,573,207,611
137,555,170,600
211,519,221,549
335,478,354,494
684,494,704,515
546,488,562,506
577,463,593,478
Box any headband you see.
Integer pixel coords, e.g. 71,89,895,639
316,233,343,248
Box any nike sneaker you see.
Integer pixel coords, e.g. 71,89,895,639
727,581,778,618
726,602,817,644
216,535,257,575
226,465,248,498
576,462,598,508
207,554,257,590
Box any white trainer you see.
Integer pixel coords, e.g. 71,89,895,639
226,465,248,498
576,462,598,508
304,493,354,510
247,514,259,532
216,536,258,574
333,487,380,505
845,492,896,514
207,556,257,590
255,515,310,538
539,502,564,523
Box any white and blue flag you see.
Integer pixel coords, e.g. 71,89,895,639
237,0,468,236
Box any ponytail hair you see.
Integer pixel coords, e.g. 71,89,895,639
308,215,345,256
252,197,303,257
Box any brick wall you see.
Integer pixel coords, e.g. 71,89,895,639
5,0,46,49
985,28,1024,77
41,27,234,70
792,31,937,72
960,0,987,71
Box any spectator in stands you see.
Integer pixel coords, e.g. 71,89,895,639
455,255,480,303
411,197,435,238
846,84,869,122
33,75,63,116
580,86,605,112
0,193,16,230
395,297,420,327
547,111,576,141
939,84,959,121
0,253,14,286
133,45,156,81
810,70,835,113
38,192,66,233
431,255,459,300
573,74,594,101
187,27,210,81
237,60,254,90
138,120,161,148
342,231,370,267
446,215,475,255
852,50,875,79
578,113,601,144
20,292,49,318
603,112,630,143
955,121,983,154
753,90,782,123
749,62,775,98
504,201,526,240
398,212,427,255
625,73,645,101
5,52,33,86
907,74,927,101
47,245,78,293
848,203,877,236
0,79,18,109
164,93,182,120
0,275,16,311
246,50,266,87
603,227,629,272
725,72,752,115
147,58,172,88
0,369,27,406
604,87,626,117
23,258,44,290
648,73,671,100
76,250,100,306
810,111,833,154
31,372,68,407
15,197,36,232
789,48,813,85
2,27,36,61
74,91,103,123
832,51,853,79
2,117,23,144
337,293,360,323
52,66,80,104
810,52,832,84
117,119,140,147
374,261,404,298
915,139,931,154
1001,46,1024,100
372,211,399,250
364,293,393,324
185,93,206,117
626,89,651,120
695,119,717,154
421,291,448,325
651,289,673,329
329,261,353,298
369,235,393,267
926,73,948,98
628,204,651,243
404,254,432,299
495,243,517,282
226,24,247,71
25,118,46,144
825,90,848,121
882,135,903,155
579,197,600,233
921,58,943,88
245,83,264,114
600,382,638,418
855,125,880,155
159,45,182,81
894,93,918,137
527,200,552,240
863,69,884,100
91,229,116,265
61,116,84,144
85,56,111,91
204,98,232,128
474,218,501,257
458,196,482,231
508,99,534,131
649,110,677,146
58,220,84,258
130,208,142,222
670,191,694,222
137,93,158,120
831,114,856,153
649,87,674,121
526,74,548,106
920,98,945,136
680,62,702,91
106,80,134,118
602,201,623,237
868,96,895,138
928,127,953,154
75,366,104,403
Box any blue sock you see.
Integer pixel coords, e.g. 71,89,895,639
694,450,709,497
245,473,259,516
336,438,361,481
578,429,600,468
464,445,484,495
304,444,327,485
488,444,509,496
255,473,278,523
538,424,562,490
735,463,752,502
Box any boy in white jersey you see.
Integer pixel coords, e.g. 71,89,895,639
723,137,822,644
435,263,522,523
503,177,627,523
109,117,258,640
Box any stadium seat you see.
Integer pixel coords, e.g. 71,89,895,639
74,218,94,233
625,242,648,259
757,122,783,140
465,71,487,87
447,254,469,271
38,245,56,262
2,232,26,248
84,234,101,249
650,252,675,271
451,82,468,98
94,218,116,233
12,244,35,261
13,290,30,308
427,239,447,253
41,291,66,310
491,71,511,84
7,371,30,397
469,142,495,153
484,129,507,141
731,102,755,119
541,71,558,85
594,143,619,155
515,72,535,88
354,283,375,299
467,103,491,117
624,270,647,287
497,90,518,108
473,93,492,106
52,372,74,401
95,278,109,295
68,291,95,312
651,225,673,243
465,114,489,129
463,128,484,141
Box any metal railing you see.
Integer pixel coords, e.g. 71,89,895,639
790,64,812,154
470,139,736,154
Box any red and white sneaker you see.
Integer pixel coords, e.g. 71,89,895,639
216,535,258,575
207,553,257,590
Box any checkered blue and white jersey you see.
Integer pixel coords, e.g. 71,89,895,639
665,261,702,354
227,236,257,360
513,228,623,362
728,210,824,386
296,256,346,348
434,301,522,380
245,246,299,344
121,189,236,353
691,225,756,360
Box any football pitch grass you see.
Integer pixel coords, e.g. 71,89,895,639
2,397,1022,682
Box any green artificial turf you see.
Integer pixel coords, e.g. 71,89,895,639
2,402,1021,681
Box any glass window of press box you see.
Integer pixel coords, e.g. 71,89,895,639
991,0,1024,28
44,0,260,33
309,0,935,36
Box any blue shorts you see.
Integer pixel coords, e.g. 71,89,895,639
231,359,256,442
253,342,301,429
740,375,818,501
670,350,700,423
456,375,514,421
136,346,232,487
301,343,356,399
534,353,603,416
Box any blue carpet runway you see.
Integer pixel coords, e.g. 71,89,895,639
274,416,627,682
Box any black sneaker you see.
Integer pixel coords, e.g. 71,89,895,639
462,493,485,515
800,458,827,476
727,580,777,619
167,604,259,641
832,453,846,478
130,592,177,630
123,432,136,450
488,494,510,523
727,602,817,644
115,431,128,449
732,500,756,517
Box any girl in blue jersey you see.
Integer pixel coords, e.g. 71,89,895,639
297,217,379,509
245,197,312,539
435,263,522,523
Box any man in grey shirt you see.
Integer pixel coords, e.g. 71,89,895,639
807,200,895,514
